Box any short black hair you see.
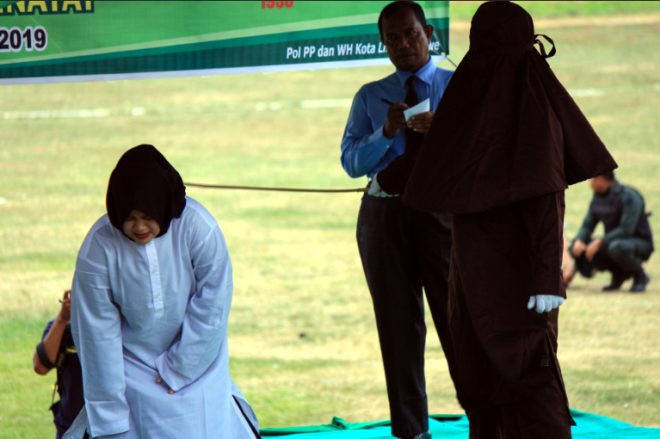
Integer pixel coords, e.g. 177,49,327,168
601,170,616,181
378,1,427,40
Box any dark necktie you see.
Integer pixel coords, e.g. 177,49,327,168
376,75,427,195
405,75,425,155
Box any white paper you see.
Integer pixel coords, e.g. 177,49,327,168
403,98,430,121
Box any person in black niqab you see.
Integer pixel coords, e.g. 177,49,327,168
402,2,617,438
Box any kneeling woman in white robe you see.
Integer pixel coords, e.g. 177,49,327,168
66,144,259,438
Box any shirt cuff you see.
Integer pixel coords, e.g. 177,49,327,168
86,406,130,438
370,125,393,151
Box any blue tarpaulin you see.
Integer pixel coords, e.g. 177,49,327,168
261,409,660,438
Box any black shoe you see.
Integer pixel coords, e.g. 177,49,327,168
630,270,650,293
602,273,627,292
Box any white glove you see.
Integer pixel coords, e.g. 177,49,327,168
527,295,565,314
367,174,396,198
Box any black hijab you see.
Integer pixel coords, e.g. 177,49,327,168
106,144,186,237
403,1,617,214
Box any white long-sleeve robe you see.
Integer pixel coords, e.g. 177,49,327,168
68,197,258,438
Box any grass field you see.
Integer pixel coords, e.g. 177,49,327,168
1,2,659,437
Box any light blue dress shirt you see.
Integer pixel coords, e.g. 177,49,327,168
341,58,453,179
69,197,258,439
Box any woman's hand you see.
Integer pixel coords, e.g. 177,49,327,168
155,375,175,395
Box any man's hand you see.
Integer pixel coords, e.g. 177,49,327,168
571,239,586,257
156,375,175,395
585,239,602,262
57,289,71,324
527,295,565,314
407,111,434,133
383,103,408,138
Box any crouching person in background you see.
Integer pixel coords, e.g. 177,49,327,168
567,171,653,293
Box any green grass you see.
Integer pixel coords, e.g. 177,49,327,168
1,3,660,437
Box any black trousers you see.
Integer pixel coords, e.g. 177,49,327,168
570,237,652,280
356,194,455,438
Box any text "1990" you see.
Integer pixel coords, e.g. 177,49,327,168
262,1,294,9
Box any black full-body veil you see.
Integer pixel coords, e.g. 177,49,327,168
403,1,616,213
399,3,617,435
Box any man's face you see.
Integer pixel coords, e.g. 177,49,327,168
589,176,611,194
381,8,433,72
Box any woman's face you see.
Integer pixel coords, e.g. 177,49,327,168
122,209,160,244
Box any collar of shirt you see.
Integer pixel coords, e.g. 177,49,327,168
394,57,436,88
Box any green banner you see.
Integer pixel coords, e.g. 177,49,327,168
0,0,449,84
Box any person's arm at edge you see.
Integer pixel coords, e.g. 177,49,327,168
33,318,66,375
34,290,71,374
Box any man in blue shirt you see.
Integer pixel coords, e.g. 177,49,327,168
340,2,456,438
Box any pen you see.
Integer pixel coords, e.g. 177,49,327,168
381,97,396,106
